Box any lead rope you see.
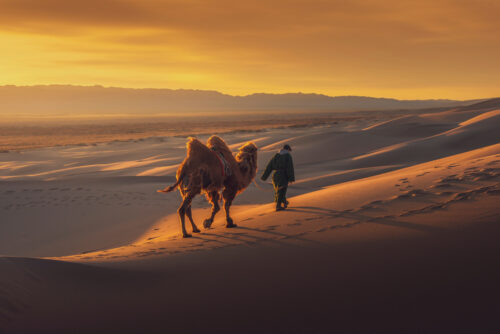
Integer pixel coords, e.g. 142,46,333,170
253,179,274,191
253,179,287,192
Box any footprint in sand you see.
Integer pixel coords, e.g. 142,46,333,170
378,215,396,220
242,217,254,222
436,191,454,196
409,189,429,197
439,175,462,183
287,222,302,227
431,183,452,189
328,222,359,230
304,216,322,221
486,160,500,166
394,192,414,199
292,231,308,237
327,225,340,230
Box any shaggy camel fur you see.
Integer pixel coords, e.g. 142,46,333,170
158,136,258,238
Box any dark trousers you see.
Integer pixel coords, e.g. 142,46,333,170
273,183,288,206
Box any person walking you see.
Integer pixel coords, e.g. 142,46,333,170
261,144,295,211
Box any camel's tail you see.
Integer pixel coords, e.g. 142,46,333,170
157,163,186,193
157,179,181,193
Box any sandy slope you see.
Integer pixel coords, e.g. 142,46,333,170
1,102,500,333
52,142,500,263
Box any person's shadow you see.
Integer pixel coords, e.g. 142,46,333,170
286,206,443,233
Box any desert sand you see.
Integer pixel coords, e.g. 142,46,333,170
1,99,500,333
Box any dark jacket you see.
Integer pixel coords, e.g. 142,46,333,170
261,150,295,187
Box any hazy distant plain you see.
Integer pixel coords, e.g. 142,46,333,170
0,111,374,151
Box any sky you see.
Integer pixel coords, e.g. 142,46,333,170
0,0,499,100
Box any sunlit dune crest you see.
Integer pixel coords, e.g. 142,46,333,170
459,109,500,126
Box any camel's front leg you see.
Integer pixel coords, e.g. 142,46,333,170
223,189,237,228
203,191,220,229
186,205,201,233
178,193,196,238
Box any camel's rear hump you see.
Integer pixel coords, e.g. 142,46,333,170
176,137,212,178
180,137,225,190
186,137,210,157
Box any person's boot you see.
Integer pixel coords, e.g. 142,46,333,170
276,204,284,211
284,200,289,208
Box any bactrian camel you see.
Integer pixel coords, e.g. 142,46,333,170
158,135,258,237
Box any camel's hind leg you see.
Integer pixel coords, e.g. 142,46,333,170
222,188,237,228
186,205,201,233
178,192,197,238
203,191,220,229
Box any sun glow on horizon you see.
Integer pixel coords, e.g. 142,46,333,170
0,0,499,100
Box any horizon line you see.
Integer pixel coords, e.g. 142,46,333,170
1,83,495,102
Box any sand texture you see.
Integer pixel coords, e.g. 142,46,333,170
1,100,500,333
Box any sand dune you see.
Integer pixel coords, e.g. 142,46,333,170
1,100,500,333
350,109,500,167
458,109,500,126
50,142,500,262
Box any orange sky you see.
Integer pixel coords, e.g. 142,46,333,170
0,0,498,99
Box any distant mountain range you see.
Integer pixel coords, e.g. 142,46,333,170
0,85,488,115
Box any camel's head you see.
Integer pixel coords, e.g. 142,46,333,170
236,142,258,175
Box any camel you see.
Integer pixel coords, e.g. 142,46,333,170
158,135,258,238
